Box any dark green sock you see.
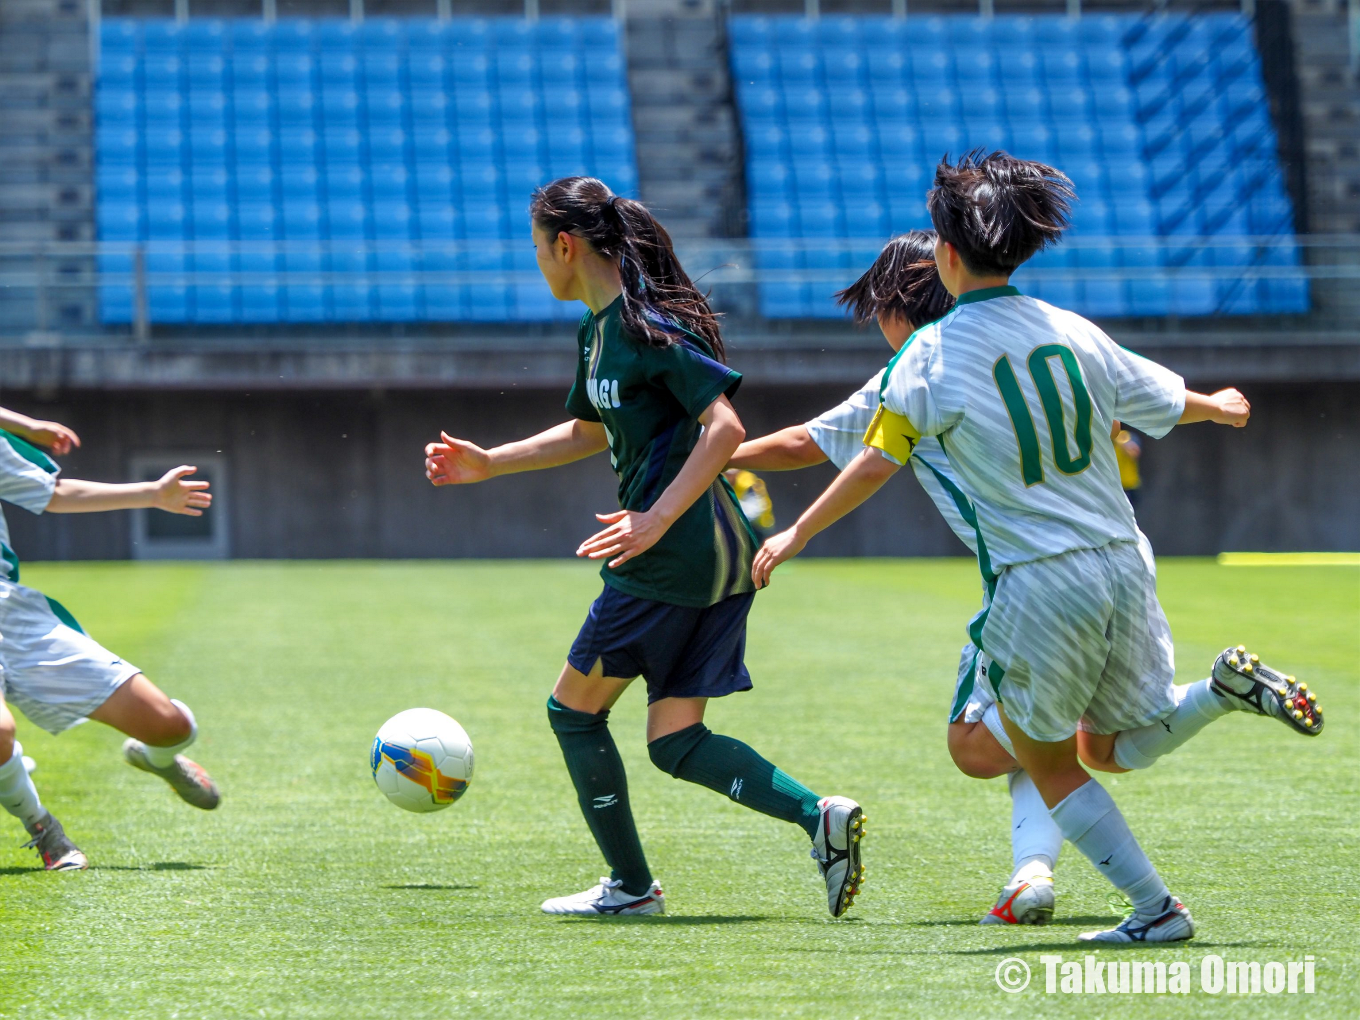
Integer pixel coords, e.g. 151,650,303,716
648,723,822,838
546,696,653,896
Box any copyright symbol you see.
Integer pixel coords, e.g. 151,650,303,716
995,957,1030,993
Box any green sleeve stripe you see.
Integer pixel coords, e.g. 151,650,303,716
877,312,950,404
0,543,19,583
0,430,58,475
45,596,85,635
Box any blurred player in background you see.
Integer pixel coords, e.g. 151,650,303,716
424,178,865,919
1113,423,1143,512
723,468,775,539
0,407,220,872
750,152,1324,943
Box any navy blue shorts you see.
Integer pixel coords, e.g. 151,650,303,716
567,585,755,704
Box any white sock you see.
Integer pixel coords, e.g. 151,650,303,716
142,699,197,769
0,742,47,830
981,702,1016,758
1050,779,1169,918
1113,679,1228,770
1008,770,1061,876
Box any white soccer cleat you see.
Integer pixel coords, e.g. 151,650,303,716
811,795,866,918
1079,895,1194,943
1211,645,1323,735
980,866,1055,926
540,877,665,916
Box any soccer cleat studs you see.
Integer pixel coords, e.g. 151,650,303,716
1212,646,1324,736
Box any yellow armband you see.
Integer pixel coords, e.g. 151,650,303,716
864,406,920,464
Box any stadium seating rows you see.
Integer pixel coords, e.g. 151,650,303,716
95,16,637,324
730,13,1308,318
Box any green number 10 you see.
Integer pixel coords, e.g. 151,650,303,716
993,344,1093,487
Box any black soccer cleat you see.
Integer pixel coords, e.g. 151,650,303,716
1211,645,1323,736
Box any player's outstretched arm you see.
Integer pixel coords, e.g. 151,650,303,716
751,447,900,588
0,407,80,455
425,419,608,486
1178,388,1250,427
728,424,828,472
46,466,211,516
577,394,744,569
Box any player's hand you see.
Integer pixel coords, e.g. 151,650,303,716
425,431,493,485
577,509,667,569
1209,388,1251,427
19,419,80,455
751,527,808,589
152,466,212,516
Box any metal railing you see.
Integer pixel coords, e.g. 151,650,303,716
0,235,1353,340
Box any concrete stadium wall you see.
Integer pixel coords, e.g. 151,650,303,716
1,380,1356,561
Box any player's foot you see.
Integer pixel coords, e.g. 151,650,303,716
980,865,1054,925
122,739,221,810
23,812,87,871
1212,645,1323,735
811,795,865,918
540,877,665,916
1079,895,1194,943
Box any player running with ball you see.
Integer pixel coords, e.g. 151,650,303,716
0,408,220,871
750,152,1324,943
424,177,865,918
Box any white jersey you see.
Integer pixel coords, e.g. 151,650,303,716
878,287,1185,569
0,431,58,582
804,369,977,555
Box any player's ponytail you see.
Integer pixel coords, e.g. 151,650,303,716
530,177,727,362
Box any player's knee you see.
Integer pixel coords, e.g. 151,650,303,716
0,713,15,763
146,696,194,747
647,723,708,777
947,723,1011,779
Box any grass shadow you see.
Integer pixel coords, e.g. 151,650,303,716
2,861,209,876
555,914,766,925
907,915,1113,928
384,883,479,891
93,862,213,872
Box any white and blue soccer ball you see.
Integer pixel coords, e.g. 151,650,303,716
370,708,474,813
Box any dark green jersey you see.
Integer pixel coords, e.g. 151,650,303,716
565,297,758,608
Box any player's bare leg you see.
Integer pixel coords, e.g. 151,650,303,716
91,674,220,810
947,720,1015,779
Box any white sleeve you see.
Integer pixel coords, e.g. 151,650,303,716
804,371,884,471
0,433,59,514
879,327,955,438
1104,337,1186,440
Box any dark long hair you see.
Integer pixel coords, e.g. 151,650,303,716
529,177,727,362
835,230,954,327
928,150,1074,276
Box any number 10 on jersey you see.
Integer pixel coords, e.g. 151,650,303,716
993,344,1094,486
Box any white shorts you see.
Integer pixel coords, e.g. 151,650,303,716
948,641,994,724
976,537,1176,742
0,581,140,735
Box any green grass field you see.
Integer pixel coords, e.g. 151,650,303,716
0,559,1356,1020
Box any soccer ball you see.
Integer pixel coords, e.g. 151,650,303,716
369,708,474,813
